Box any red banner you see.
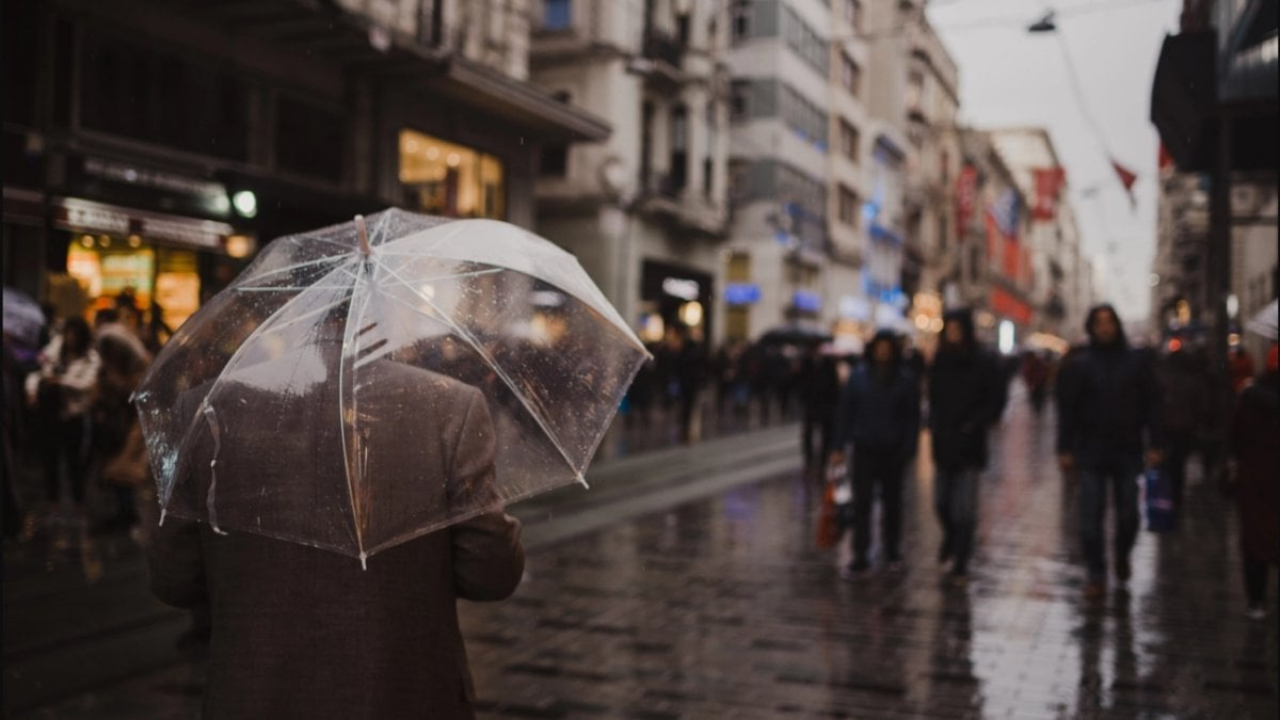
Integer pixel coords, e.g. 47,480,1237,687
991,286,1034,325
1032,167,1065,221
955,165,978,241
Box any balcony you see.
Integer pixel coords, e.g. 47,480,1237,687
639,28,686,88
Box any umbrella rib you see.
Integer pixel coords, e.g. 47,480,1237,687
373,259,587,480
338,261,373,566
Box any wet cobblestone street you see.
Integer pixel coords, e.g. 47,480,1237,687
461,388,1278,719
8,387,1278,718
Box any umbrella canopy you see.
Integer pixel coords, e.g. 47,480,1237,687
758,322,833,346
134,209,648,565
3,287,45,348
1246,299,1278,340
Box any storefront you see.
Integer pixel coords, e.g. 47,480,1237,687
48,196,250,328
640,259,714,345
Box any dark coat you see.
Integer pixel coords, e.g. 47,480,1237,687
1230,374,1279,563
148,362,525,720
835,362,920,457
799,354,842,421
928,347,1006,472
1056,343,1163,465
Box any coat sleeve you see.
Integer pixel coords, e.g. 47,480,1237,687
147,515,207,609
1055,357,1079,455
448,389,525,602
984,353,1009,428
1139,352,1164,451
833,373,857,450
903,373,921,458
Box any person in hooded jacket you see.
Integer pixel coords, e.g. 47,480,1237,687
830,330,920,577
928,309,1007,582
1229,341,1278,620
1056,304,1163,598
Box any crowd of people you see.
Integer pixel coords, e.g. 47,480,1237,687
2,292,162,545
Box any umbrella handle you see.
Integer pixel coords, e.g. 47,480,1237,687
355,214,371,256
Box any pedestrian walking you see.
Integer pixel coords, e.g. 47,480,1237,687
148,345,527,719
831,330,920,577
928,309,1006,583
24,317,100,522
93,330,151,533
1228,342,1278,620
1057,304,1163,598
799,344,841,479
1156,348,1209,516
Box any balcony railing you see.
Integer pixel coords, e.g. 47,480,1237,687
642,28,685,70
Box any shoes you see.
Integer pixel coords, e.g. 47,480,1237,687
840,561,872,582
947,569,969,587
1115,559,1131,583
886,559,904,573
1246,606,1267,621
938,539,953,566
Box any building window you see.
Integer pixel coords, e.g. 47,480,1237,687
540,92,571,178
669,104,689,194
399,129,505,219
838,120,860,162
840,53,861,96
543,0,571,31
277,96,346,183
732,1,751,42
705,101,717,198
838,185,859,227
844,0,864,33
730,81,749,120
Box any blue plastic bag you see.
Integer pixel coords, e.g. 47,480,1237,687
1144,467,1176,532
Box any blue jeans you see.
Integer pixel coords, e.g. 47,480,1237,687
934,467,978,572
1079,454,1143,581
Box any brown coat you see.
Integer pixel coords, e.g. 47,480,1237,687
148,362,525,719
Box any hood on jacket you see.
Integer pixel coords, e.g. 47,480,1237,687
1085,304,1128,349
866,329,902,369
940,308,977,353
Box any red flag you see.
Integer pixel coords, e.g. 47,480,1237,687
1112,159,1138,210
1032,167,1066,221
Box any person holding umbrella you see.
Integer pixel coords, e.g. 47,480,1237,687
143,211,648,717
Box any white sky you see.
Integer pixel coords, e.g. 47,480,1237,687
926,0,1184,322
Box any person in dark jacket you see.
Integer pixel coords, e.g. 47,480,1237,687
928,309,1007,582
1229,342,1278,620
1057,304,1162,598
1156,348,1209,516
831,330,920,576
799,344,841,479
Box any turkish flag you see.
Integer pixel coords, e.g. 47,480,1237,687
1112,160,1137,191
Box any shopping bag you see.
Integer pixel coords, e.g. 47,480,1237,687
816,480,840,549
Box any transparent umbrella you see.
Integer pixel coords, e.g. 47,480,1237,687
1246,299,1277,340
134,209,647,566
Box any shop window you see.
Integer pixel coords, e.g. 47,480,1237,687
400,129,505,219
277,96,346,183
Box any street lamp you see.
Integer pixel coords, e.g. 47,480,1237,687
1027,11,1057,33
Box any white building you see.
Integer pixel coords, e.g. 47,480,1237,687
722,0,835,343
529,0,731,345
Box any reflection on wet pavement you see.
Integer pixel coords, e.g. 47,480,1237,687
8,387,1277,718
462,389,1277,719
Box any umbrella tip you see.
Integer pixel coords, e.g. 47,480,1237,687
576,473,590,490
355,215,371,256
360,553,368,571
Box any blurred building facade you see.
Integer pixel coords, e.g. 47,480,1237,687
528,0,731,346
988,128,1089,345
3,0,608,325
722,0,835,343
